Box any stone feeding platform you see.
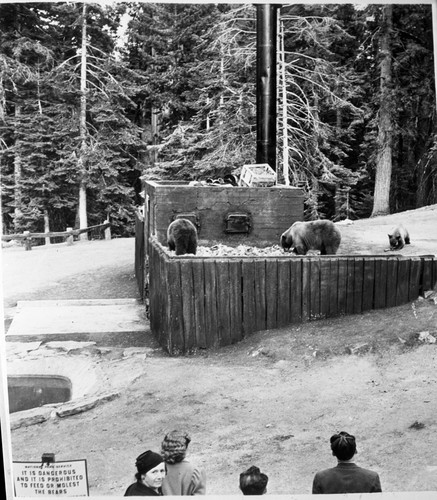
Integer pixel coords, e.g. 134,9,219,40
5,298,149,347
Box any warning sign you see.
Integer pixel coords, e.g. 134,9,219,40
13,460,89,496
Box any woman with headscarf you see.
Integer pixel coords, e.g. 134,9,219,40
124,450,165,496
161,430,206,495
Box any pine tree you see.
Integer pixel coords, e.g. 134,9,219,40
371,4,394,217
1,2,148,237
357,4,435,216
278,4,364,219
0,3,56,233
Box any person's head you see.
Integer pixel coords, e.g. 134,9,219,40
239,466,268,495
330,431,357,461
135,450,165,491
161,430,191,464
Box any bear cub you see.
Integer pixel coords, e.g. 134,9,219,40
167,218,198,256
388,225,410,250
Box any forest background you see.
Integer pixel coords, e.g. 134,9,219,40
0,2,436,239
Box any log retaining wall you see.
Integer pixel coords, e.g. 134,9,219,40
148,238,437,355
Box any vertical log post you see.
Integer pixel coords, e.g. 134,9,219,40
66,228,74,246
104,220,111,240
44,210,51,246
23,231,32,251
41,453,55,465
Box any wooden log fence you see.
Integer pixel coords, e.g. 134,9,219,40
148,238,437,355
1,221,111,250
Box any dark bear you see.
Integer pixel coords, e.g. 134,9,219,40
167,218,198,256
280,220,341,255
388,225,410,250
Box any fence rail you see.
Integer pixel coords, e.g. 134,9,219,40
2,221,111,250
148,238,437,355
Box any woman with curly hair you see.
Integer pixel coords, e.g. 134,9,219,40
161,430,206,495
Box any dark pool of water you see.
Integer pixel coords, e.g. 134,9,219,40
8,375,72,413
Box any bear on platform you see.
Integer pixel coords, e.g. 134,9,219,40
388,225,410,250
167,218,198,256
280,220,341,255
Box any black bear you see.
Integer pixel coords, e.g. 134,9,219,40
388,225,410,250
280,220,341,255
167,218,198,256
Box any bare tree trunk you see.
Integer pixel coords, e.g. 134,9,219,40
336,105,342,129
151,108,160,166
279,19,289,186
13,105,22,232
206,97,211,131
78,2,88,240
416,139,437,207
0,76,5,122
150,46,160,167
371,4,393,217
219,54,224,144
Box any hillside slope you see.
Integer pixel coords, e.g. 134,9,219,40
337,204,437,256
3,206,437,497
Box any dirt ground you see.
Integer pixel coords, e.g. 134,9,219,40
2,206,437,496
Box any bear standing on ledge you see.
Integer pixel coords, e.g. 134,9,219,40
167,218,198,256
388,225,410,250
280,220,341,255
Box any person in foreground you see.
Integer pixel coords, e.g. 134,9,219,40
124,450,165,496
239,466,268,495
312,431,382,494
161,430,206,495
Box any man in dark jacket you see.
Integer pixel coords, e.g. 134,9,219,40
312,431,382,494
